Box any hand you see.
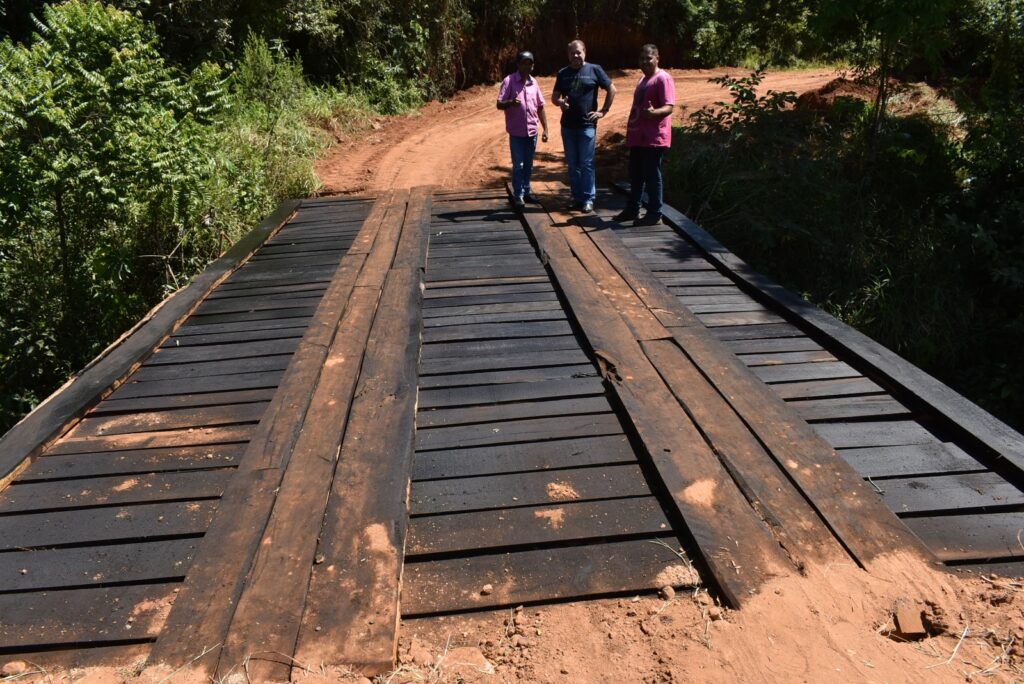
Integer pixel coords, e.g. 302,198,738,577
541,131,549,143
641,104,658,119
558,99,570,111
586,110,606,122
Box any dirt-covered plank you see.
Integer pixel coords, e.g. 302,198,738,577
412,435,636,480
407,496,671,555
401,536,699,616
0,539,199,592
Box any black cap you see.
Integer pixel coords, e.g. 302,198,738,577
517,51,535,63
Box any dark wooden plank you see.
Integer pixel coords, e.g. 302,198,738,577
751,361,863,383
905,513,1024,561
91,388,277,415
740,350,838,366
418,364,598,390
182,304,319,326
0,539,199,591
642,339,848,566
422,300,563,318
418,396,611,428
193,295,325,317
421,320,573,343
407,496,671,555
426,265,547,283
0,200,299,487
838,443,983,479
148,192,398,674
162,326,306,348
770,377,886,400
0,469,232,513
411,464,652,515
0,501,216,550
68,402,268,438
109,371,283,400
171,316,313,336
412,434,636,480
415,413,623,451
422,291,560,309
707,322,805,341
880,472,1024,514
19,443,245,482
401,536,699,615
0,584,175,648
421,335,579,360
725,337,823,354
129,355,292,383
419,349,590,376
791,395,910,422
814,420,937,449
424,281,553,299
48,425,253,456
424,308,567,328
417,376,606,409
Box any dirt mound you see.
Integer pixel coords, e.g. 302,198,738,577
796,77,877,110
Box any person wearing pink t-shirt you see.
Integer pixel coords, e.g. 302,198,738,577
497,51,549,208
615,44,675,225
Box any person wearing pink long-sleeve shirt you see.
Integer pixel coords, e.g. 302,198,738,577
615,44,675,225
497,51,549,208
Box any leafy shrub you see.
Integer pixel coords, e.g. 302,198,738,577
0,3,373,432
666,69,1023,431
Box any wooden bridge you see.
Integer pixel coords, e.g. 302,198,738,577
1,184,1023,679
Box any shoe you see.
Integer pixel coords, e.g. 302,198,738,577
635,213,662,226
581,202,594,213
568,201,584,211
510,195,525,208
522,193,538,204
613,209,640,223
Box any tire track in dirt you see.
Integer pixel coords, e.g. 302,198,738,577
316,68,838,194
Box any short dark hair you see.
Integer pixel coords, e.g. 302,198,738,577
568,39,586,51
641,43,659,55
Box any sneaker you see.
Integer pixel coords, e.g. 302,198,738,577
613,209,640,223
522,193,538,204
568,201,584,211
510,195,525,208
581,202,594,213
635,213,662,226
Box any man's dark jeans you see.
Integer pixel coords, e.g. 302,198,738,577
626,146,667,217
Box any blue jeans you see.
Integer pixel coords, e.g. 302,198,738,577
561,126,597,204
509,134,538,198
627,146,667,217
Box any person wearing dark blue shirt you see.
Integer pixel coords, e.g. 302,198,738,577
551,40,616,213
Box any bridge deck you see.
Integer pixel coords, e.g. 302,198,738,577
0,186,1021,676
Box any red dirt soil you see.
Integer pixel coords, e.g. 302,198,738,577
315,68,839,194
5,69,1023,684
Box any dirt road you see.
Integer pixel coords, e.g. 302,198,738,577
316,68,837,194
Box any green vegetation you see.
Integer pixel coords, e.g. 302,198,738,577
666,0,1024,430
0,1,377,430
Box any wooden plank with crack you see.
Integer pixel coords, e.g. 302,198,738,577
520,188,794,607
290,194,430,677
146,190,403,675
215,189,428,682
